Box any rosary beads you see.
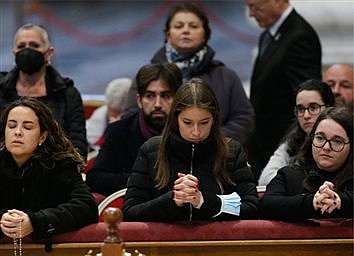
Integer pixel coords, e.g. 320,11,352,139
13,221,22,256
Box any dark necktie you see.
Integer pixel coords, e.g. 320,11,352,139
259,30,272,56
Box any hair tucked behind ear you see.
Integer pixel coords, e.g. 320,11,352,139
0,97,84,171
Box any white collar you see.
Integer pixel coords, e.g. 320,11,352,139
269,5,293,37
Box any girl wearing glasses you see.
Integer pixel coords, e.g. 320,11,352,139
260,107,353,220
258,80,335,186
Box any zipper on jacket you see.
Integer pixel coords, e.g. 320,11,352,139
189,144,195,221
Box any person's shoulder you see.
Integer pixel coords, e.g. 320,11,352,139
108,111,139,131
150,47,166,63
0,71,8,80
276,142,290,152
141,136,162,151
226,137,243,152
206,57,241,80
86,105,107,122
37,157,79,174
0,69,16,86
225,138,248,167
46,65,75,89
285,9,307,24
289,9,310,23
205,47,224,67
91,105,107,115
144,135,162,148
277,164,305,179
57,157,78,168
285,9,318,33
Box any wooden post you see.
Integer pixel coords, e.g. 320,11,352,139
101,207,124,256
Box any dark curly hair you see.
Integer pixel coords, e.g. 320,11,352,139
0,97,84,171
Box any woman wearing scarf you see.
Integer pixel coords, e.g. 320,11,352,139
125,2,254,145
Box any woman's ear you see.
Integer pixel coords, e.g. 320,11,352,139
45,47,55,65
165,31,170,42
39,131,48,145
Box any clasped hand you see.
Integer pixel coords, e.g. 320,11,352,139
173,172,201,208
0,209,33,238
313,181,341,214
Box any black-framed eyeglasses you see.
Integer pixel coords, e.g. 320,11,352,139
312,133,350,152
294,103,325,117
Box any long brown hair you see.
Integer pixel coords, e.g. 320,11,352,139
155,78,233,189
0,97,84,171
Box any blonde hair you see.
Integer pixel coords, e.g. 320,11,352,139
14,23,51,50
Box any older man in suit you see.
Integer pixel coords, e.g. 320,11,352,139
245,0,322,179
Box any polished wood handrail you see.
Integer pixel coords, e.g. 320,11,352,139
0,238,353,256
0,208,352,256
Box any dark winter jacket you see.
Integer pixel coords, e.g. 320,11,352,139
0,150,98,241
260,165,353,220
123,134,259,221
0,66,87,158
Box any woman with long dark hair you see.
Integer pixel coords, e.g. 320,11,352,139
260,107,353,220
259,80,335,186
123,78,258,221
0,97,97,242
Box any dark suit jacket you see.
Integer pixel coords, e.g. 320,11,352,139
86,111,148,196
248,9,322,177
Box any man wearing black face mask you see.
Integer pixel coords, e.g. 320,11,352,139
0,24,88,160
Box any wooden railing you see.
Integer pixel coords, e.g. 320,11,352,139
0,208,353,256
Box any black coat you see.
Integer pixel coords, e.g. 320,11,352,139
0,150,98,240
86,111,148,196
123,134,259,221
248,9,322,177
0,66,88,159
260,165,353,220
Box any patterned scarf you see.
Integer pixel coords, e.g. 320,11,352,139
165,42,207,81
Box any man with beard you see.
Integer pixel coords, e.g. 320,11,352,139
86,63,182,196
